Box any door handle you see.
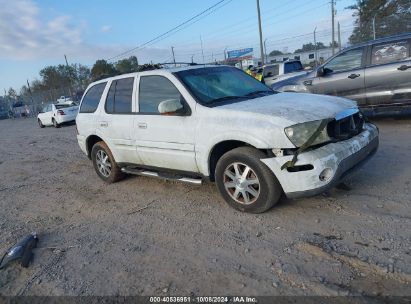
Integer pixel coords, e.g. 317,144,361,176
348,73,360,79
138,122,147,129
398,65,411,71
100,122,108,127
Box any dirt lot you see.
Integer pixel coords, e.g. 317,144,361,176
0,117,410,296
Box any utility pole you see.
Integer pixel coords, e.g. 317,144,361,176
191,55,194,64
64,54,73,98
26,79,35,106
314,26,318,68
256,0,265,66
338,22,341,51
264,39,268,63
372,14,377,40
331,0,335,55
200,35,205,64
224,48,227,63
171,47,176,67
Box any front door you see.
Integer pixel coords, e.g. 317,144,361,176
310,47,367,105
134,74,198,173
365,39,411,106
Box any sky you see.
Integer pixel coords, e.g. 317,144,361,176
0,0,357,92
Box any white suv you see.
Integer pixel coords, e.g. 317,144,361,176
76,65,379,213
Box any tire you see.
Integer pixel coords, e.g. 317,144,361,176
215,147,282,213
52,118,60,128
91,141,124,183
38,119,45,128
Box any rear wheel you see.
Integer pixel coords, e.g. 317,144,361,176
91,141,124,183
215,147,282,213
52,118,60,128
38,119,45,128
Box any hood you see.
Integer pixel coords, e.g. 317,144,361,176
271,71,314,90
218,92,357,126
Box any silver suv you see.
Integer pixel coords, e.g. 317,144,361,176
271,33,411,116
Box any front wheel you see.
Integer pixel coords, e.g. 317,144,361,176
215,147,282,213
91,141,124,183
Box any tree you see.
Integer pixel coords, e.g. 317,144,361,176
115,56,139,74
269,50,284,56
91,59,117,80
347,0,411,44
294,42,327,53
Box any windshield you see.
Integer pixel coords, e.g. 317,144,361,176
175,66,275,106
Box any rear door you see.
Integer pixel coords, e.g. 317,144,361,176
134,73,198,172
364,39,411,106
96,76,141,164
310,47,367,105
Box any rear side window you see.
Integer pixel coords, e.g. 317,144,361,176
263,65,279,77
80,82,107,113
371,40,410,65
139,76,181,114
284,61,303,74
105,77,134,114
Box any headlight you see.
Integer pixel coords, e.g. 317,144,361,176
284,120,331,147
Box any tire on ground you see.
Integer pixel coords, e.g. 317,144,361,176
215,146,282,213
91,141,124,183
38,119,45,128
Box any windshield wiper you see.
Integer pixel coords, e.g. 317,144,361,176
209,96,247,104
244,90,274,97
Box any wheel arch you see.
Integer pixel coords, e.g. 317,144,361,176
86,135,104,159
208,140,270,182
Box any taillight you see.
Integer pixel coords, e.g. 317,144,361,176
57,110,65,115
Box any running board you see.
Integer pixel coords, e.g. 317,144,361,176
121,167,202,185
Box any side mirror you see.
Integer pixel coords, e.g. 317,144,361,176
158,98,185,115
39,111,44,114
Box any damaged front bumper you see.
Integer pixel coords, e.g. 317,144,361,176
261,123,379,199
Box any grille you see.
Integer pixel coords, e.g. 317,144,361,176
327,112,365,140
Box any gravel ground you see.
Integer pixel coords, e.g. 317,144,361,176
0,117,410,296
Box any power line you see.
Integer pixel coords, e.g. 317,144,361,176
107,0,230,61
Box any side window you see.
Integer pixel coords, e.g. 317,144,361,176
371,40,410,65
80,82,107,113
264,65,279,77
324,48,364,73
139,76,182,114
105,77,134,114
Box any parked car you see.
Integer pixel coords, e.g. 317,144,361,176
261,60,306,86
76,65,378,213
271,33,411,116
37,102,79,128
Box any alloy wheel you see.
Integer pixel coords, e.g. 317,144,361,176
96,150,112,177
223,162,260,205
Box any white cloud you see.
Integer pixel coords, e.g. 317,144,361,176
101,25,112,33
0,0,169,63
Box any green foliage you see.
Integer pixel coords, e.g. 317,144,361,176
347,0,411,44
115,56,139,74
294,42,327,53
268,50,284,56
91,59,117,80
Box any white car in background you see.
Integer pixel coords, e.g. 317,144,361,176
37,102,79,128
